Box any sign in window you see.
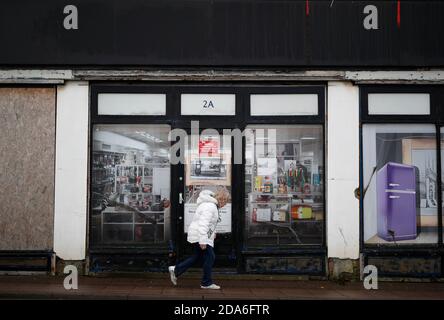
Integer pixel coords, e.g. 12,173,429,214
181,94,236,116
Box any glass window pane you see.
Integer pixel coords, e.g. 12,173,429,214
98,93,166,115
363,124,438,245
91,124,171,246
368,93,430,115
244,125,324,248
181,94,236,115
250,94,318,116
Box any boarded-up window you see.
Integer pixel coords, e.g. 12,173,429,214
0,88,55,250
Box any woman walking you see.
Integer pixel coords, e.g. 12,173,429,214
168,188,230,289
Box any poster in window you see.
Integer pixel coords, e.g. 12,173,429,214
199,137,220,157
185,152,231,186
402,138,441,220
257,158,277,176
362,125,439,245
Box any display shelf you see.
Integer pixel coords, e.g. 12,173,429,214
91,145,171,245
91,151,123,207
246,186,317,244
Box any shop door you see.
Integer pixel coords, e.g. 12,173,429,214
176,128,237,268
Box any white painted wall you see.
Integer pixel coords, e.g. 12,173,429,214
54,81,89,260
327,81,360,259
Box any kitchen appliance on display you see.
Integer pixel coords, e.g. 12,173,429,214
377,162,419,241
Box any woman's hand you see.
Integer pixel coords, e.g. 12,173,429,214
200,244,207,250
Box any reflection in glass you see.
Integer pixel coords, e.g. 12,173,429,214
363,124,438,245
244,125,324,247
91,125,171,246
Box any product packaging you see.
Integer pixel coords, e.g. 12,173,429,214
291,204,313,219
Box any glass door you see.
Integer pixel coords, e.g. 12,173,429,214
179,128,236,268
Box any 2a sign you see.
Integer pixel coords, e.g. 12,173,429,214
202,100,215,109
181,94,236,116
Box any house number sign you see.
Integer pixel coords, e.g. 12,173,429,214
181,94,236,116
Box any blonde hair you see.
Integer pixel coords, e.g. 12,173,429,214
214,187,230,203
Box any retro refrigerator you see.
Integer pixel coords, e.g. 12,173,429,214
377,162,419,241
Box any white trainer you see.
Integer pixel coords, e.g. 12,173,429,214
200,284,221,290
168,266,177,286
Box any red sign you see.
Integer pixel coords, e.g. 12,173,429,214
199,137,219,157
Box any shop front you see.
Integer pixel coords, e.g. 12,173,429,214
2,1,444,280
88,83,326,274
360,86,444,278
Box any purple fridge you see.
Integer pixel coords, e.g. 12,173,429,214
377,162,418,241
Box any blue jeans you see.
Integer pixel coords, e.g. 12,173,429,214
174,243,215,286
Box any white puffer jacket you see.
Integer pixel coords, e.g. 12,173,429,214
187,190,220,247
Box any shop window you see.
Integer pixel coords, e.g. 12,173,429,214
368,93,430,115
362,124,438,245
181,94,236,116
90,124,171,246
244,125,324,248
98,93,166,115
250,94,318,116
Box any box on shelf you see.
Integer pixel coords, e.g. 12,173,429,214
291,204,313,219
256,208,272,222
254,176,263,192
272,210,287,222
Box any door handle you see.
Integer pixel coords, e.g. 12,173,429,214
389,195,401,199
179,193,184,204
389,183,400,187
